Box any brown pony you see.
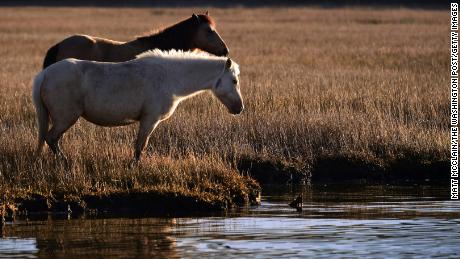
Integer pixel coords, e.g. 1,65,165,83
42,13,228,69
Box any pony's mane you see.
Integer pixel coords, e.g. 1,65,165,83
136,14,215,41
136,49,222,60
136,49,240,75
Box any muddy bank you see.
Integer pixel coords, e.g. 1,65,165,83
0,185,261,221
238,155,448,185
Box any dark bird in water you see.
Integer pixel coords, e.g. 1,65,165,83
289,195,303,212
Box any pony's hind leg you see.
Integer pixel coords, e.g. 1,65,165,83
45,115,79,163
45,126,70,169
134,117,160,161
45,126,64,155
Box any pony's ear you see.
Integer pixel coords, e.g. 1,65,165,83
226,58,232,70
192,13,200,23
205,10,209,16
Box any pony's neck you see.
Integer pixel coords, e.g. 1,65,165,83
132,18,196,52
171,59,224,99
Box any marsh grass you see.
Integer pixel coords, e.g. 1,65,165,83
0,7,448,212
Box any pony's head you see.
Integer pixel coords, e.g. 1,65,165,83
212,58,243,115
190,13,229,57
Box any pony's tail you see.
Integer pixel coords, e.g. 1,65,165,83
42,43,59,69
32,71,49,155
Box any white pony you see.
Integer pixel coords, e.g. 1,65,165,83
32,49,243,162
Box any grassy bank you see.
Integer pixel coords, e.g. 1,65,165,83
0,7,448,215
0,149,260,217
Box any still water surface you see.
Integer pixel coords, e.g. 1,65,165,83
1,185,459,258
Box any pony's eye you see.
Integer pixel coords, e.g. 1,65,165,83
232,79,238,84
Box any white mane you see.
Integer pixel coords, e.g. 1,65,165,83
136,49,239,75
136,49,221,60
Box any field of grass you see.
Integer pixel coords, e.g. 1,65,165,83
0,6,448,214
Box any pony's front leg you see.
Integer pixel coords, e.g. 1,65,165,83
133,117,160,161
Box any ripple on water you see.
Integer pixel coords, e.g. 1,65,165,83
175,217,460,258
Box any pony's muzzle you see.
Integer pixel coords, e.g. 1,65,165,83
230,104,244,115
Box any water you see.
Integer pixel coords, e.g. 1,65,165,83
1,185,459,258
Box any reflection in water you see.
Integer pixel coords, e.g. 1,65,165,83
1,185,460,258
0,238,37,258
3,218,178,258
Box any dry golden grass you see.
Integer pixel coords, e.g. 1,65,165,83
0,7,448,209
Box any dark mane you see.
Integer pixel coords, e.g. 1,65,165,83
136,15,216,51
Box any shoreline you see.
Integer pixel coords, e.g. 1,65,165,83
1,155,447,222
1,185,262,222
